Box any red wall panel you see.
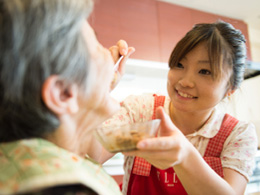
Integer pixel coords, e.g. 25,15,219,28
119,0,160,61
89,0,251,62
88,0,121,48
89,0,160,61
157,2,193,62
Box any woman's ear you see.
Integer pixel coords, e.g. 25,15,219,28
41,76,79,115
225,89,235,98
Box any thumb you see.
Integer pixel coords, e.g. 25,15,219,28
155,106,178,136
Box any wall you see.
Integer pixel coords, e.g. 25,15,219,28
248,27,260,62
89,0,251,62
217,75,260,147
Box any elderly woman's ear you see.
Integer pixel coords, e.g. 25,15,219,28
42,76,79,115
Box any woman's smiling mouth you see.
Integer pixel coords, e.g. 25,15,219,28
176,89,197,99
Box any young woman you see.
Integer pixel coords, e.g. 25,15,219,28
102,21,258,195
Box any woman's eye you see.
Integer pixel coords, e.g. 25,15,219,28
199,69,211,75
175,62,184,69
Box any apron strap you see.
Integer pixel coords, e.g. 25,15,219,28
204,114,239,177
204,114,239,157
132,94,165,176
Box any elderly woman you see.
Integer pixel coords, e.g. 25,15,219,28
0,0,134,194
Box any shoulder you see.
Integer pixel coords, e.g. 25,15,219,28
222,118,258,180
120,93,168,122
105,94,169,125
226,119,257,148
121,93,156,106
103,94,156,125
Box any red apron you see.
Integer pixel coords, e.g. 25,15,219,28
126,94,238,195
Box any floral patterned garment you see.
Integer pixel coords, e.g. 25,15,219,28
0,138,121,195
103,93,258,181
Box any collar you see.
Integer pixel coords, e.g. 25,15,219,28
0,138,120,195
186,108,225,138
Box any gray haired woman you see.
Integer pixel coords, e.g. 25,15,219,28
0,0,134,194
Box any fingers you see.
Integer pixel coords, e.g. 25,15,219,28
117,39,128,56
109,45,120,63
109,40,135,63
109,40,135,90
119,46,135,64
125,46,136,57
136,136,178,150
117,46,135,74
109,40,128,63
116,40,135,56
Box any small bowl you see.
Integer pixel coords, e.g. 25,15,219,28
94,119,161,153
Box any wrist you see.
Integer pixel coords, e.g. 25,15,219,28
173,140,197,169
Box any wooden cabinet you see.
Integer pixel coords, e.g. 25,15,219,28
89,0,160,61
157,2,193,62
89,0,251,62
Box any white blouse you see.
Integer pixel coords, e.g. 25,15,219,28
103,93,258,181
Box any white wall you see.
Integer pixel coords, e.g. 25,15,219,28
248,26,260,62
217,75,260,147
218,76,260,121
111,59,168,101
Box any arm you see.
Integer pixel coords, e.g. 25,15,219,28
173,147,247,195
85,40,135,163
89,93,156,163
87,135,115,164
123,107,256,195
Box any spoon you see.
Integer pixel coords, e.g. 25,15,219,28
113,56,124,71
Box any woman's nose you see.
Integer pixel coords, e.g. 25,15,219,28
178,74,195,88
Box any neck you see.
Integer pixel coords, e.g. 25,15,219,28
45,114,81,155
45,111,110,158
169,102,213,135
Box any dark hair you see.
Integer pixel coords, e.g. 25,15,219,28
0,0,93,142
169,20,247,90
19,184,96,195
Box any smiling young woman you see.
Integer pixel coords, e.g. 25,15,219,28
100,21,257,195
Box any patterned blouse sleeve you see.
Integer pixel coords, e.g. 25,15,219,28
102,94,155,127
221,121,258,181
